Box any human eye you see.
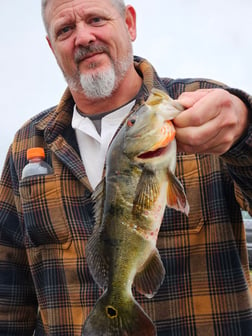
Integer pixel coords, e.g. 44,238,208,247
89,16,107,26
61,26,72,34
55,24,74,40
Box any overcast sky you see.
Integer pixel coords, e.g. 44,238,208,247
1,0,252,173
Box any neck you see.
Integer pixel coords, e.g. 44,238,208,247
70,65,142,115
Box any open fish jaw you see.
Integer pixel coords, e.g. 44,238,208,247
137,141,172,160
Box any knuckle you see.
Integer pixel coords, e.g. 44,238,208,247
223,133,234,146
214,89,232,110
221,113,237,128
187,132,202,147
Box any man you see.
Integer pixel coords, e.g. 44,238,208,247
0,0,251,335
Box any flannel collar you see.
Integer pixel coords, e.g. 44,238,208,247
35,57,167,143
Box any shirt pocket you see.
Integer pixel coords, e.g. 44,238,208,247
19,174,71,249
159,154,204,236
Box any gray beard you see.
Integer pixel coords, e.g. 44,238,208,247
64,45,133,99
79,65,116,99
66,57,132,99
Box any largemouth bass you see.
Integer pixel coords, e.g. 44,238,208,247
82,88,189,336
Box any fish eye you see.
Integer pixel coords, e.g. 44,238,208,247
127,118,136,127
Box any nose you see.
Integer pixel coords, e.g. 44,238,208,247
74,23,96,47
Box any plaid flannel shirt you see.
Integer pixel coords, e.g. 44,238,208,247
0,57,252,335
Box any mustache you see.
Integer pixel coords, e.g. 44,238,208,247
74,44,110,64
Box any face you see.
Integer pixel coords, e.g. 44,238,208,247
45,0,137,99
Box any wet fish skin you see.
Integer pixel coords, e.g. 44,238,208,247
82,89,189,336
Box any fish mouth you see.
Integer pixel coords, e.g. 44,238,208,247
137,121,175,160
137,142,172,160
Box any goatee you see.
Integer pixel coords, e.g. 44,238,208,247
64,43,133,100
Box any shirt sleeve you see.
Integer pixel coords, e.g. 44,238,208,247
221,87,252,215
0,146,37,335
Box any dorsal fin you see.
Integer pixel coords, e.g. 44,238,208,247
146,88,170,106
86,178,109,288
146,88,184,119
92,178,106,227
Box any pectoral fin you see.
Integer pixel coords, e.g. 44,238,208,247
134,248,165,298
167,171,190,215
133,169,160,217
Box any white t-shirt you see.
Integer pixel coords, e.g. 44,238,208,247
72,100,135,190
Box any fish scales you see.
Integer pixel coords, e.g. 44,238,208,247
82,88,189,336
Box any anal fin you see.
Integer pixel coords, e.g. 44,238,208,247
134,248,165,298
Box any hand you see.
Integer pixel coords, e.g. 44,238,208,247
173,89,249,155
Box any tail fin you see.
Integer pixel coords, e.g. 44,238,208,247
82,291,156,336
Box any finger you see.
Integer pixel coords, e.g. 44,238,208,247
175,107,232,150
177,141,227,155
177,138,232,155
176,125,234,155
174,101,217,129
175,121,221,149
177,89,215,108
174,89,225,128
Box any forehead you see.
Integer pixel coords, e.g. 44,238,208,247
45,0,115,20
45,0,119,35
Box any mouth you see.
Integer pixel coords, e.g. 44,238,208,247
77,52,104,65
75,44,109,65
137,142,172,160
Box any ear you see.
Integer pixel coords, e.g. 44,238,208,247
46,35,55,55
125,5,137,41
